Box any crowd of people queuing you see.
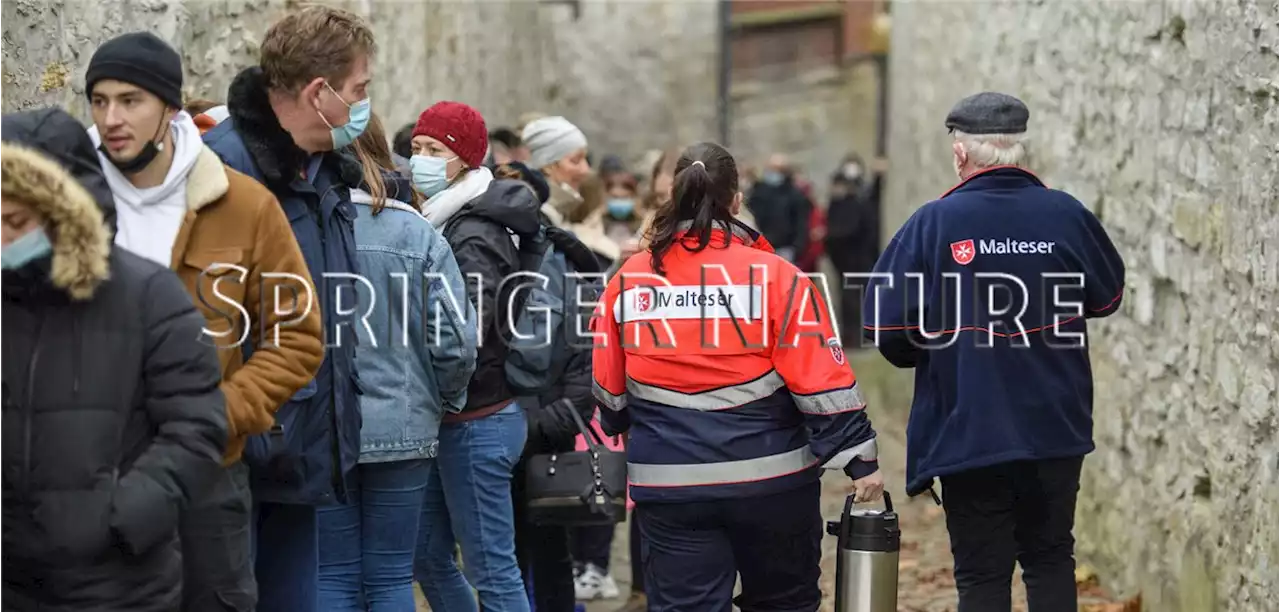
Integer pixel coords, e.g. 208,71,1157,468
2,4,1124,612
0,6,880,611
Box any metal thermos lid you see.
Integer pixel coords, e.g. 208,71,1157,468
828,491,900,553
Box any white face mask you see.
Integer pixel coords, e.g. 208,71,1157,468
842,164,863,181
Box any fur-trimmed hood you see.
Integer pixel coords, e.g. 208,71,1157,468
0,142,111,300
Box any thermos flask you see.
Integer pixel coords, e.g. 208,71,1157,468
827,491,900,612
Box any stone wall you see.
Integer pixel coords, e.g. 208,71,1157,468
730,59,881,204
883,1,1278,610
0,0,718,167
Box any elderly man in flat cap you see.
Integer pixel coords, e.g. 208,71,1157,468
862,92,1127,612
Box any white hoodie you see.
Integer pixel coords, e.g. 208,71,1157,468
88,111,203,266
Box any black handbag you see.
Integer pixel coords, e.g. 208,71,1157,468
524,406,627,526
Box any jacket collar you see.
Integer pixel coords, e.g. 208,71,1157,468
226,66,312,187
940,165,1045,199
350,188,421,216
540,202,566,227
675,219,774,254
185,146,230,212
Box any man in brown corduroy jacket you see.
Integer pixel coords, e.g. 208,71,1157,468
85,31,324,612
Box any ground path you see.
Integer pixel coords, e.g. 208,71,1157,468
419,352,1137,611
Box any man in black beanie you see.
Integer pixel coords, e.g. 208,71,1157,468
85,32,184,180
85,30,326,612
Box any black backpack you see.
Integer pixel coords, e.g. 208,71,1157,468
505,222,605,395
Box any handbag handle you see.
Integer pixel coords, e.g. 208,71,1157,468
563,401,606,452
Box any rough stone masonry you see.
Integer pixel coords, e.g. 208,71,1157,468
884,0,1278,610
0,0,719,168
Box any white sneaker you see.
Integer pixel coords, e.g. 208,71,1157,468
574,563,621,600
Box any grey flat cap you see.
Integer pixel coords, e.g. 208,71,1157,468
944,92,1029,134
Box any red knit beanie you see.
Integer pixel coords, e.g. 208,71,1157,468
412,101,488,168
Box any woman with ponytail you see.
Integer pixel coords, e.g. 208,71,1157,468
316,113,477,611
591,142,883,611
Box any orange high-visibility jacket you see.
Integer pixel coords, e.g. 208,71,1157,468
591,221,877,503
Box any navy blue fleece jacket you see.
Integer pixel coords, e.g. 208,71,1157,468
863,167,1124,495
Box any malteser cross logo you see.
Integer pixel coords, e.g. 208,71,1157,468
827,337,846,365
633,291,652,314
950,239,975,265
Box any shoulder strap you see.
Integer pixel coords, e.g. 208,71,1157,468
509,230,553,319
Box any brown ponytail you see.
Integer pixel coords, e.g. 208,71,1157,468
646,142,739,276
353,112,424,214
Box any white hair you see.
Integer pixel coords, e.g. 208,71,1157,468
953,130,1028,168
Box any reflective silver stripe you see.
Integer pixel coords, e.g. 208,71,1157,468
820,437,878,470
626,371,785,411
629,446,818,487
593,380,628,411
793,383,867,415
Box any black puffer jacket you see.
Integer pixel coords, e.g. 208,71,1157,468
0,109,227,612
441,179,544,412
746,177,812,256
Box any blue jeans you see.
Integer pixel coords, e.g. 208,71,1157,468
317,459,432,612
415,402,530,612
253,502,318,612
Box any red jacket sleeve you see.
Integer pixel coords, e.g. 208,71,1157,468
591,273,630,435
770,264,879,479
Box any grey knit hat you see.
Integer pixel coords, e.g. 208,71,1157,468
522,116,588,170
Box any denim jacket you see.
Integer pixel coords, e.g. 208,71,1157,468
350,187,477,462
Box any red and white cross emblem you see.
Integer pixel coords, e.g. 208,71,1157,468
633,292,652,313
950,239,976,266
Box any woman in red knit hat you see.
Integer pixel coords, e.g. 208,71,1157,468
408,101,541,612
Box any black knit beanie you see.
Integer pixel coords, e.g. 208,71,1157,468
85,32,183,108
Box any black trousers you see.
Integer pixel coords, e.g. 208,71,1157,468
570,523,615,570
637,480,822,612
629,507,645,594
513,462,576,612
940,456,1084,612
179,461,257,612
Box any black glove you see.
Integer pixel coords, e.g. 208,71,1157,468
542,398,583,448
525,398,582,453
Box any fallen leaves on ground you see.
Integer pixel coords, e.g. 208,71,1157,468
1075,565,1099,586
1081,593,1142,612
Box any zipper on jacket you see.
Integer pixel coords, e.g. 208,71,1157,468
71,318,81,394
21,315,46,500
315,186,344,500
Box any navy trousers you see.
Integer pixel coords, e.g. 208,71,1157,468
636,480,822,612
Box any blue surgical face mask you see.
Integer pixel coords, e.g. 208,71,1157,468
2,227,52,271
606,198,635,219
762,170,785,186
320,81,371,150
410,154,457,198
